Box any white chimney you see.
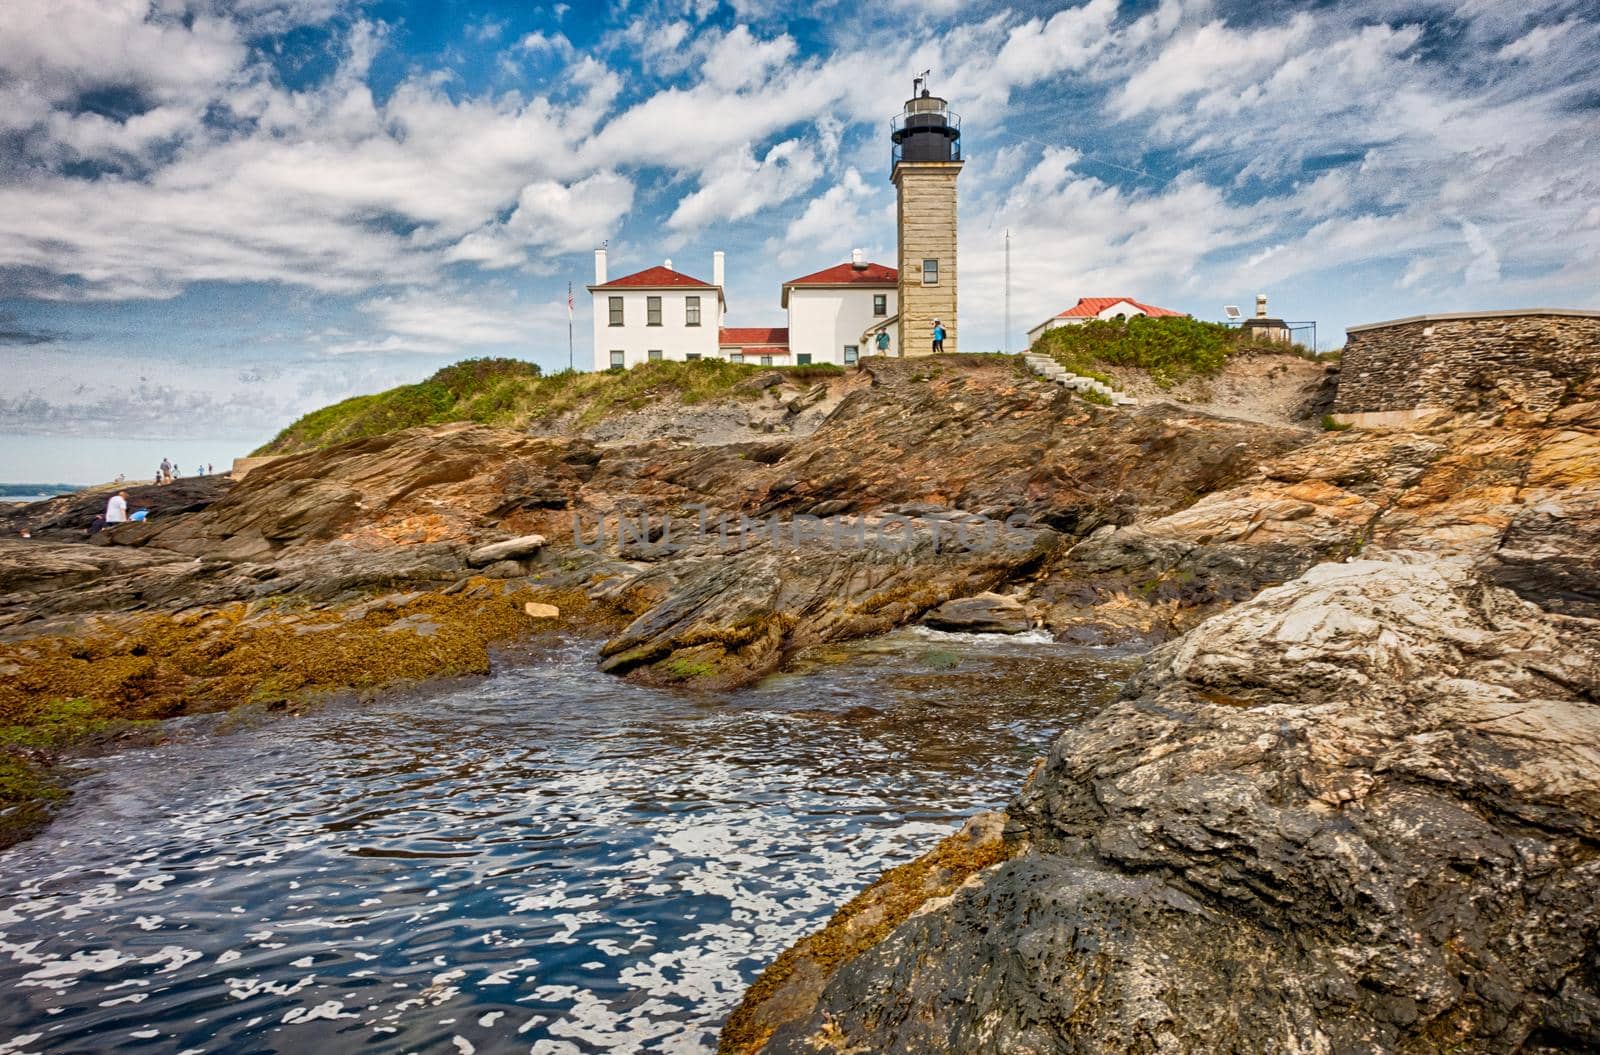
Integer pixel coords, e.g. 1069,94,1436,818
713,250,725,288
1255,293,1268,319
594,248,607,284
663,257,672,271
851,248,866,270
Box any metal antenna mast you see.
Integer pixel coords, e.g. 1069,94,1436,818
1004,228,1011,355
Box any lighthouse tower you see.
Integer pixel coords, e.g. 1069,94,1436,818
891,77,963,357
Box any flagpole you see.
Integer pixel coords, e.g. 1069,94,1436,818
567,281,574,372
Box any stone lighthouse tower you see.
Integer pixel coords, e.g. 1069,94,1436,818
891,76,963,357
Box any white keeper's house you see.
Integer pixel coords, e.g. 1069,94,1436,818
588,247,898,370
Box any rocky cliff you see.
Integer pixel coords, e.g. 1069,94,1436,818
4,351,1597,1052
724,372,1600,1052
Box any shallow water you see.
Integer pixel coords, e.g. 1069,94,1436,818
0,628,1134,1054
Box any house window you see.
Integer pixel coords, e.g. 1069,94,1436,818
685,296,701,326
729,352,744,363
843,345,858,364
922,259,938,285
759,355,773,366
797,353,812,366
647,296,662,326
648,349,662,362
609,350,625,368
608,297,624,326
873,294,887,316
686,353,702,361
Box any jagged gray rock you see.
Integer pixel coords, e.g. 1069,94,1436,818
758,557,1600,1054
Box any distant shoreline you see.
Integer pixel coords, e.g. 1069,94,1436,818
0,484,84,502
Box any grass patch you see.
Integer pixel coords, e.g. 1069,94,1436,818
258,358,841,455
1080,388,1114,406
1321,415,1354,431
1033,316,1318,389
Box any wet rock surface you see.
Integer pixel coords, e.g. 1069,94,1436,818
727,374,1600,1053
755,559,1600,1054
7,353,1600,1042
922,591,1031,634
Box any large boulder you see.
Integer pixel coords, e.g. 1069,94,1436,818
751,557,1600,1054
922,591,1031,634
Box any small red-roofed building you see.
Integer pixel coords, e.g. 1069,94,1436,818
1026,297,1188,345
717,326,791,365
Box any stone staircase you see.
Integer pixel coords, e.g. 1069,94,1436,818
1022,353,1138,406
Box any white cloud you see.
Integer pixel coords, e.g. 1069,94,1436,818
1113,13,1317,118
447,172,636,268
774,168,887,264
0,0,246,106
666,139,821,231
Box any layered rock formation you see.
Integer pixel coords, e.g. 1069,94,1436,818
726,374,1600,1052
746,559,1600,1053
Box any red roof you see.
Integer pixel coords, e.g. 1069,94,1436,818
784,262,897,287
719,326,790,348
1055,297,1185,319
591,265,716,290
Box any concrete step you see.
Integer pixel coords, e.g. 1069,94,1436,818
1025,354,1138,406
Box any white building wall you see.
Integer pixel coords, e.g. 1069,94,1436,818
591,290,720,369
786,287,897,363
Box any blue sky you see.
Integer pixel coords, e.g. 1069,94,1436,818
1,0,1597,482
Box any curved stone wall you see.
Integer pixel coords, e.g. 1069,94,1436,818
1332,310,1600,424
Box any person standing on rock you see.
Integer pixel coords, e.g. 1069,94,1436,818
159,457,171,485
932,320,946,354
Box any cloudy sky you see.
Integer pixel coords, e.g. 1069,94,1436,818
2,0,1597,481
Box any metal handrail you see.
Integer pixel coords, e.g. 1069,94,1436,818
890,110,961,136
891,139,962,177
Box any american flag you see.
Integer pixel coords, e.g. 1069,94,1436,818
566,282,573,321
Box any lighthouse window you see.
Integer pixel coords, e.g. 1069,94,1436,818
609,350,625,368
608,297,624,326
922,259,938,285
873,294,887,316
648,350,662,362
685,296,701,326
843,345,858,364
647,296,662,326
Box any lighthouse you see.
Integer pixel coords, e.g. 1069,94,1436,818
891,76,963,356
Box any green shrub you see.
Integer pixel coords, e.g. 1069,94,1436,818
257,356,811,455
1032,316,1305,389
1321,415,1353,431
1080,388,1114,406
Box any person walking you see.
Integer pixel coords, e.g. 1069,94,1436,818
931,320,946,354
875,330,891,356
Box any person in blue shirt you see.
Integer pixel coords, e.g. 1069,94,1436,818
932,320,946,353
